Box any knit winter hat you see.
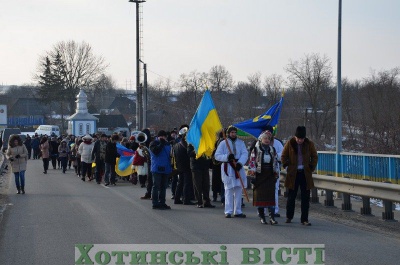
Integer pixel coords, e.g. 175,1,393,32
295,126,306,138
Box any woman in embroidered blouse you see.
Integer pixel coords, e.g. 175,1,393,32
248,131,280,225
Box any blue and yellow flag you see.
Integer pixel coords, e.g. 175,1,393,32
186,90,223,159
234,97,284,138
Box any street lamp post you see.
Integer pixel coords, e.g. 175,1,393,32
129,0,146,130
336,0,342,177
139,59,147,129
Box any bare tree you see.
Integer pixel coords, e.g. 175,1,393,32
208,65,234,93
359,68,400,154
35,40,109,113
178,70,208,107
285,53,335,142
263,73,285,106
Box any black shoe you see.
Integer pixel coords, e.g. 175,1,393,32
274,213,281,217
203,203,216,208
21,189,25,194
234,213,246,218
152,205,162,210
285,218,292,223
43,171,47,174
225,213,232,218
17,190,21,194
96,182,101,184
174,200,183,204
301,221,312,226
105,183,110,186
140,194,151,200
183,201,195,205
160,204,171,210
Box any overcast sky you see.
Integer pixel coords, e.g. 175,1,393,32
1,0,399,89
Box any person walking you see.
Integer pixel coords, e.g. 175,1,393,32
58,140,70,173
40,137,50,174
49,137,59,170
91,134,108,184
149,130,172,210
23,134,32,159
6,134,28,194
78,134,95,181
31,134,40,159
248,131,280,225
215,126,248,218
281,126,318,226
104,134,120,186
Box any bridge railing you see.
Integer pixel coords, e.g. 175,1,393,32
316,151,400,184
279,172,400,221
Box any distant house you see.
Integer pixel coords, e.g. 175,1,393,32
94,114,129,136
7,98,47,126
107,95,136,129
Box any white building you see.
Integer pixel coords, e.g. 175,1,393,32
67,89,98,136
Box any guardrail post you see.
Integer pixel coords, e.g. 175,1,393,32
324,190,335,207
360,196,371,215
311,188,319,203
382,200,395,221
341,193,352,211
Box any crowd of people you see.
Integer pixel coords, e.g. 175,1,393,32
5,124,318,226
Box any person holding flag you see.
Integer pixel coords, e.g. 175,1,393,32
215,126,248,218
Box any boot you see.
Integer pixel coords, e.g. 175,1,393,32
269,208,278,225
21,186,25,194
257,208,267,224
16,186,21,194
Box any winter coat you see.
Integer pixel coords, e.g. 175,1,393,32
105,141,118,165
281,137,318,190
6,144,28,173
172,141,191,172
214,137,248,189
78,141,95,163
58,143,70,158
149,139,172,174
40,141,50,159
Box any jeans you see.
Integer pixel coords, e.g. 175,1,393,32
60,157,68,171
286,171,310,222
95,160,105,183
151,172,169,206
105,163,116,184
14,171,26,188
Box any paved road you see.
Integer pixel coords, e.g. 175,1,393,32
0,158,399,265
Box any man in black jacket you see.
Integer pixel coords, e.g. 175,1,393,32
104,134,120,186
188,144,215,208
91,134,108,184
172,133,195,205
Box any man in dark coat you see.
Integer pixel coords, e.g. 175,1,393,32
104,134,120,186
172,132,195,205
281,126,318,226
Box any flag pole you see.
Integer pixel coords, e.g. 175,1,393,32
222,130,250,202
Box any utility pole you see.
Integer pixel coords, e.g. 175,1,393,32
336,0,342,177
143,63,147,129
129,0,145,130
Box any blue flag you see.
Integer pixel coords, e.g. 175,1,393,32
234,97,284,138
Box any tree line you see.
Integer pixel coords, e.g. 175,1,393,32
2,40,399,154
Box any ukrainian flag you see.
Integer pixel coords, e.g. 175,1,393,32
186,90,222,159
234,97,284,138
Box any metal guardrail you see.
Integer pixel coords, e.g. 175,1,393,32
316,151,400,184
279,172,399,221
